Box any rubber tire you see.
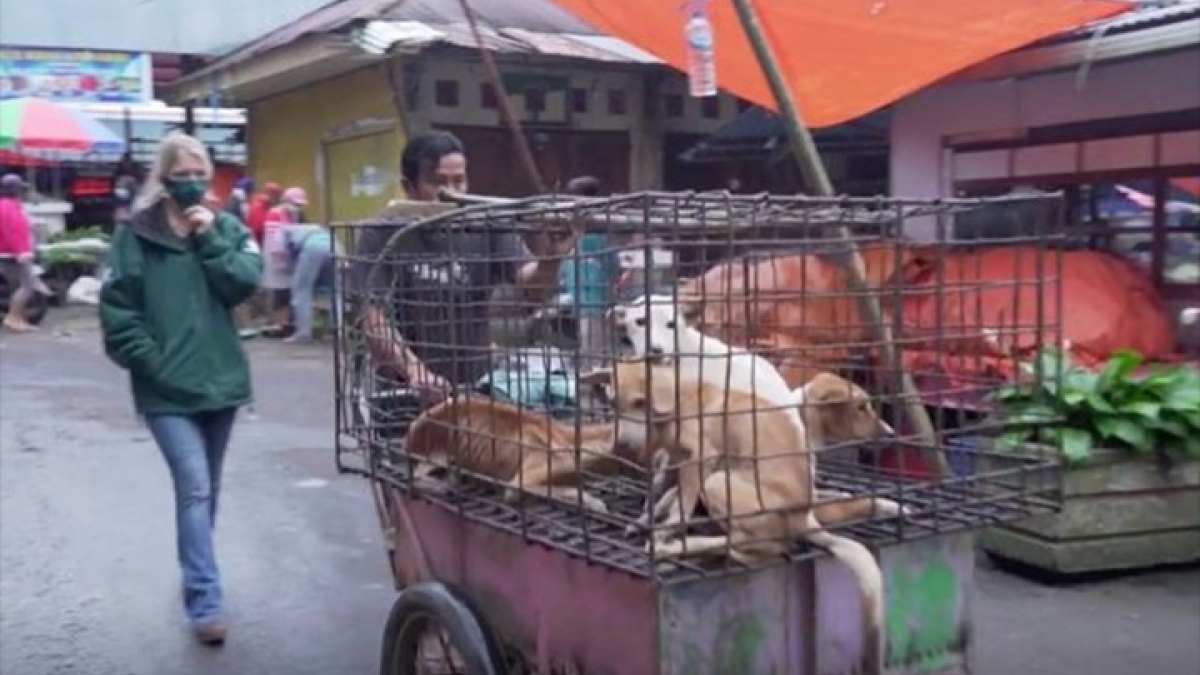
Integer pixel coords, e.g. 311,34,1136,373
379,582,505,675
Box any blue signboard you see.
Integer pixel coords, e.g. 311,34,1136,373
0,47,153,103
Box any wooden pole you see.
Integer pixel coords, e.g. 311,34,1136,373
728,0,949,477
456,0,546,195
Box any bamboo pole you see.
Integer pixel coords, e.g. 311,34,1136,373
728,0,950,477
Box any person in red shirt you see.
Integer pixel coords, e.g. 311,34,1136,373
261,186,308,334
244,181,281,245
0,174,45,332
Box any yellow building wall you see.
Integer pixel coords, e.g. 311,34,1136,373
246,64,406,221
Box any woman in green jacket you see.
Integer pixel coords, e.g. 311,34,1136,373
98,131,263,646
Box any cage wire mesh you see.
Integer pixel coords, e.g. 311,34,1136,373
334,191,1065,582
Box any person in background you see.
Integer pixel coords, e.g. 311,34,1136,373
261,186,308,334
97,131,263,646
266,186,308,225
245,181,280,246
0,174,45,332
281,220,340,344
563,175,618,368
112,154,142,230
225,177,253,221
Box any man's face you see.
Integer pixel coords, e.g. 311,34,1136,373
411,152,467,202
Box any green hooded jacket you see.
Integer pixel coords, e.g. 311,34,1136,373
98,203,264,415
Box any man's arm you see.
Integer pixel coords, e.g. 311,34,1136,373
490,230,565,307
353,226,439,385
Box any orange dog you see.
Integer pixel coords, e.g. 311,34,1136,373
404,395,625,513
583,361,898,675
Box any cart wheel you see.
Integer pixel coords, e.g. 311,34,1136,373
380,582,505,675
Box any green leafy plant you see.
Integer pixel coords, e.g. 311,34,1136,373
991,348,1200,467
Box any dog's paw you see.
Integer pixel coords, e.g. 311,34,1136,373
648,538,684,559
875,498,915,517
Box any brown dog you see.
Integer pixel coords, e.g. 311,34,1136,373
404,394,625,513
583,361,894,675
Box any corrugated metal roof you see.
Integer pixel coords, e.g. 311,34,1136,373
203,0,399,71
354,20,657,63
429,25,658,62
1040,0,1200,43
385,0,597,34
199,0,639,76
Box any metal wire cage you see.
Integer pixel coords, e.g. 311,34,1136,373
334,191,1065,582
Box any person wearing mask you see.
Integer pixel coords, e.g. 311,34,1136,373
281,221,340,344
0,174,45,332
97,130,263,646
352,131,577,403
262,186,308,334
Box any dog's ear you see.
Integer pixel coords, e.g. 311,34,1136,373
579,368,613,386
809,373,853,403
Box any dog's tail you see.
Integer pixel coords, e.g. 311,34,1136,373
803,513,885,675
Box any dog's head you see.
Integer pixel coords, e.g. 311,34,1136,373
608,293,703,358
580,361,658,415
581,361,675,452
798,372,895,446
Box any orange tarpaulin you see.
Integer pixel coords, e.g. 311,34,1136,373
547,0,1130,128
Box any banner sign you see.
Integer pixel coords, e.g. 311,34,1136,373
0,47,154,103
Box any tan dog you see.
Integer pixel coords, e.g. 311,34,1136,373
405,395,625,513
583,361,892,675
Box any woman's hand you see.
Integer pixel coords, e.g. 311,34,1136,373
184,206,216,233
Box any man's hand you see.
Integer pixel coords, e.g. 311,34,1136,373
406,362,451,405
524,223,578,260
184,206,216,233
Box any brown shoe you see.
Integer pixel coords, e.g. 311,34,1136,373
194,620,227,646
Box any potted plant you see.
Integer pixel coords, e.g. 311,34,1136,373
980,347,1200,576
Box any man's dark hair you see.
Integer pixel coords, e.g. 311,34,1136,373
401,131,466,185
566,175,602,197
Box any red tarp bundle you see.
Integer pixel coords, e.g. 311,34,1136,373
684,246,1179,397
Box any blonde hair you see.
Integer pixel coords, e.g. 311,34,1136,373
134,130,214,212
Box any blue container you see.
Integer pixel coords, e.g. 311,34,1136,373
945,436,983,477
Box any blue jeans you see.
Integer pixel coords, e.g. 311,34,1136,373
290,243,336,340
145,408,238,625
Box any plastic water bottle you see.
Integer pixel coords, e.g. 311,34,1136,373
685,9,717,98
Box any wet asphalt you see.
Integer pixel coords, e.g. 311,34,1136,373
1,309,1197,675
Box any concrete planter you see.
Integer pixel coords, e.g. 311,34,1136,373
981,446,1200,576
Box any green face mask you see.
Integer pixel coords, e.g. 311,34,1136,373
164,177,209,209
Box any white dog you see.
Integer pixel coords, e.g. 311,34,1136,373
610,293,800,413
608,293,908,530
609,293,808,531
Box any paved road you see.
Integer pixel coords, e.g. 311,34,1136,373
1,312,1197,675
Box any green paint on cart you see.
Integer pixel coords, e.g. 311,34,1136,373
886,547,963,672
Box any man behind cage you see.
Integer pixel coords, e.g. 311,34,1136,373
352,131,578,419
